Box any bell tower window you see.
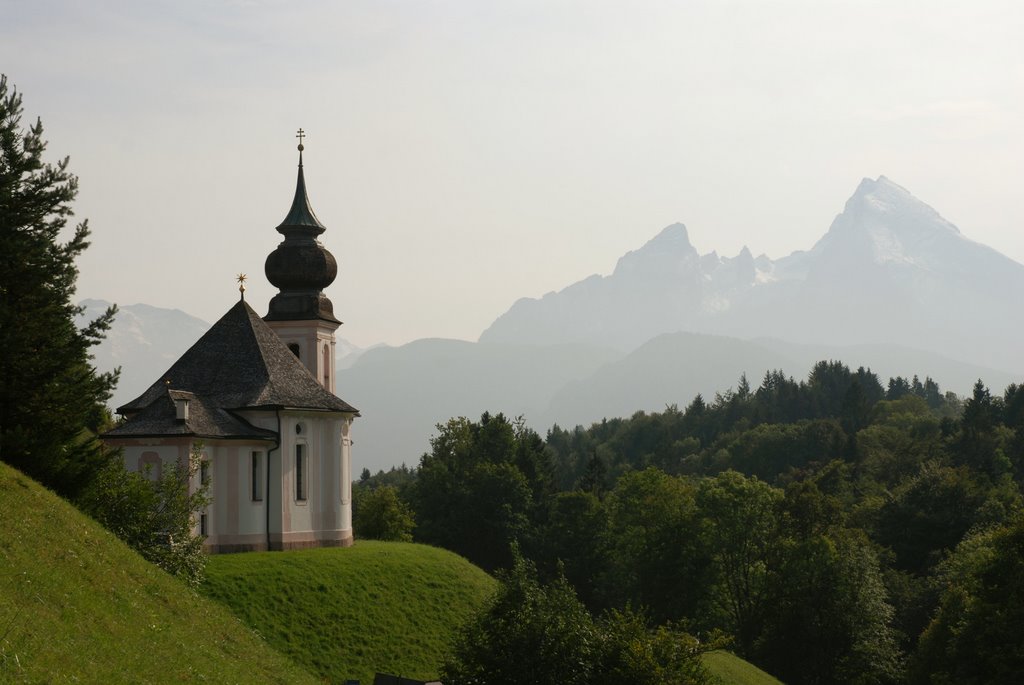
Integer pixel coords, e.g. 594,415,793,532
322,344,330,389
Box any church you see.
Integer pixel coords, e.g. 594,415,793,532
103,134,359,553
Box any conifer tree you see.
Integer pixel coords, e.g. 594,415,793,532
0,75,118,498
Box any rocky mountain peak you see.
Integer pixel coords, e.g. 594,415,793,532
613,222,698,277
809,176,965,270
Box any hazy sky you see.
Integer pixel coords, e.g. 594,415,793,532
4,1,1022,347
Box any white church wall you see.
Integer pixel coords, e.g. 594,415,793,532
271,409,352,549
113,439,199,484
199,440,274,552
109,407,353,553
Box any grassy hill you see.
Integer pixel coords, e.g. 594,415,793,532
0,461,316,684
201,541,497,684
0,459,778,684
201,543,782,685
703,650,784,685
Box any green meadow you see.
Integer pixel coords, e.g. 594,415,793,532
0,461,316,684
201,542,496,684
0,460,781,683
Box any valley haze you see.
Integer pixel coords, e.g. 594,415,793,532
87,177,1024,472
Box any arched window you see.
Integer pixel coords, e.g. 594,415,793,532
138,451,161,481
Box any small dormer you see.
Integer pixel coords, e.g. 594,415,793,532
168,390,196,423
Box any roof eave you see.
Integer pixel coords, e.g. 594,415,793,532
103,431,279,441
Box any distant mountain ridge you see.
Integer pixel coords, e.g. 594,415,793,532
481,177,1024,374
78,299,211,408
338,333,1015,470
85,177,1024,471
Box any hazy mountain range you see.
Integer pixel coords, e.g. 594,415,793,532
84,177,1023,471
482,176,1024,373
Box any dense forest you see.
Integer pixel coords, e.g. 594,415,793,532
355,361,1024,684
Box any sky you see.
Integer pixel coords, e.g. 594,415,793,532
4,0,1022,348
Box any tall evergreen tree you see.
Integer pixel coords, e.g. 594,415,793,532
0,75,118,498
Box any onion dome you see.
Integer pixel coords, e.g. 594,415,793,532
265,131,340,323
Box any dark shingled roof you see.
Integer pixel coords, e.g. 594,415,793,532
105,389,278,440
115,299,358,434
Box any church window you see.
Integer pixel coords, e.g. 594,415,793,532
288,343,300,359
200,512,208,537
322,344,330,388
200,459,210,486
139,451,161,481
295,444,307,501
251,451,263,501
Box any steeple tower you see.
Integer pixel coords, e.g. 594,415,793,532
264,131,340,393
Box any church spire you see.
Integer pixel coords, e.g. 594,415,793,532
264,130,339,323
276,128,327,236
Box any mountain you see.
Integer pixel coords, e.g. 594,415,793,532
78,299,212,408
481,177,1024,374
479,222,768,351
336,339,621,470
544,333,1018,431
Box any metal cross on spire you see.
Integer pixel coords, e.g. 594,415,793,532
296,128,305,151
237,273,247,300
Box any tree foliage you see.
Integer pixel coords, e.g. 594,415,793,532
440,549,711,685
353,484,415,542
601,468,705,623
78,442,211,586
412,413,550,570
910,516,1024,684
696,471,783,654
0,74,118,499
388,358,1024,683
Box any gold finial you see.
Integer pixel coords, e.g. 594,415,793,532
296,128,305,151
237,273,247,299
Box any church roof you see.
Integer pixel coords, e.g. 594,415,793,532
116,299,358,425
105,389,278,440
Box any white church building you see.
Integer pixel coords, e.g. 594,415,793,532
104,137,359,553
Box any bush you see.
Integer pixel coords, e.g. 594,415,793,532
78,443,210,586
441,549,711,685
354,485,415,542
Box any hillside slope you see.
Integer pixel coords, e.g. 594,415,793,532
0,462,316,684
202,542,497,684
703,650,784,685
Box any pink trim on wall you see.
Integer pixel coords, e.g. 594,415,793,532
226,447,240,535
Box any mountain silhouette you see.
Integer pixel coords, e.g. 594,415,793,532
481,177,1024,374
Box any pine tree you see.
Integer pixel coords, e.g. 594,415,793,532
0,75,118,499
